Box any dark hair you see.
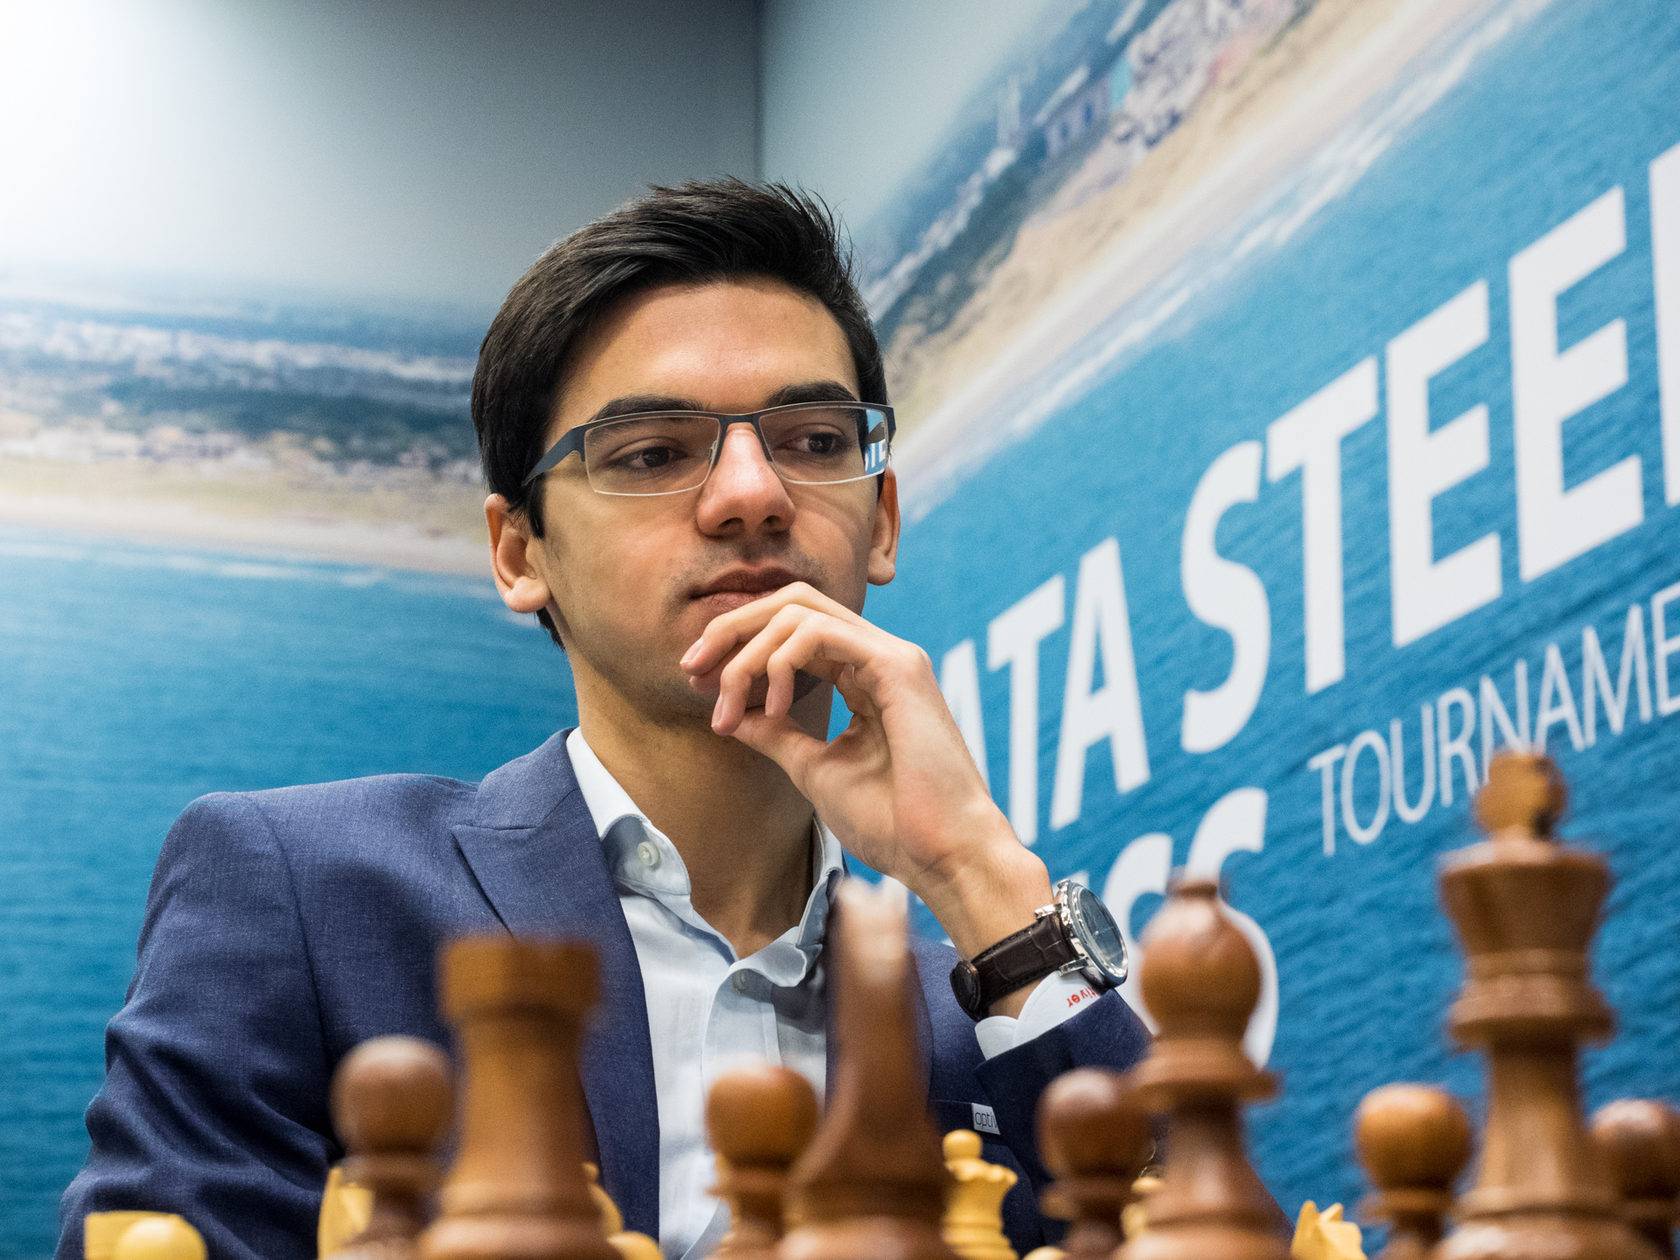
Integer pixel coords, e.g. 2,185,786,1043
472,179,887,644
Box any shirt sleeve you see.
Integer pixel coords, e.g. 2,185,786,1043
972,971,1108,1059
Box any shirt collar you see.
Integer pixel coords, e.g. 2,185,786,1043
566,728,843,968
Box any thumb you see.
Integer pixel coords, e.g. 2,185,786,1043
728,712,826,786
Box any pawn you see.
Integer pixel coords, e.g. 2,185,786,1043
110,1217,207,1260
704,1061,819,1260
329,1035,454,1260
1353,1084,1471,1260
1116,878,1290,1260
1592,1100,1680,1258
1036,1068,1151,1260
943,1130,1019,1260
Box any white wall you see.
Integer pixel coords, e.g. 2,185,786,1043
756,0,1069,231
0,0,759,310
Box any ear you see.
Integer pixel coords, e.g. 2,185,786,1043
486,494,554,615
867,470,901,586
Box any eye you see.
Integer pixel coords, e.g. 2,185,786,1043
775,423,850,459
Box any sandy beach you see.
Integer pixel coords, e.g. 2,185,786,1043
0,0,1510,577
0,459,490,576
889,0,1510,480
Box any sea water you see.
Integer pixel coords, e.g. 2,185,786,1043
0,532,576,1255
871,0,1680,1219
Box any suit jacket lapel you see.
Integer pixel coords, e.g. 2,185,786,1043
450,732,662,1239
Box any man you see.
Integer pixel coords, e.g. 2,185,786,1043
58,180,1148,1260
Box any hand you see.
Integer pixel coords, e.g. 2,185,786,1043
680,583,1052,960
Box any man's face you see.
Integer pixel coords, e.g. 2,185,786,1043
520,277,899,723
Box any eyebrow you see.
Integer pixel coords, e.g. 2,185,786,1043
585,379,861,423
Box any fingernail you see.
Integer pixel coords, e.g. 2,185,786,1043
681,640,701,667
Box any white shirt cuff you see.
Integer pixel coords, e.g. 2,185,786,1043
973,970,1106,1059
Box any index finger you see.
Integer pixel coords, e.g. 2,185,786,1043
681,580,863,672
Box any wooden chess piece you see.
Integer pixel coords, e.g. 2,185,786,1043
1354,1085,1470,1260
419,937,618,1260
706,1061,819,1260
1036,1068,1152,1260
328,1035,454,1259
780,880,958,1260
84,1215,206,1260
1115,878,1290,1260
109,1217,207,1260
1591,1100,1680,1258
942,1130,1018,1260
1434,752,1659,1260
582,1163,661,1260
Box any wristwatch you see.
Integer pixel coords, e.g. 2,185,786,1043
949,880,1129,1020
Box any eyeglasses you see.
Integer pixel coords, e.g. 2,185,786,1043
523,401,894,497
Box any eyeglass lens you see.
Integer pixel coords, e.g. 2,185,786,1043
581,406,889,496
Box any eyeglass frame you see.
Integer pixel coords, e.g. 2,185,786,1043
520,399,897,494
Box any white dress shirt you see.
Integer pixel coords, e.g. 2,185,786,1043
565,730,1092,1260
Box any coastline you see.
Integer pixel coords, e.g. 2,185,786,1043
0,462,490,577
889,0,1511,479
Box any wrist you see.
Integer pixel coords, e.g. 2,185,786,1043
916,827,1054,963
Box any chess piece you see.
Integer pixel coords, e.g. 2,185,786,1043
1123,1176,1162,1243
1434,752,1659,1260
942,1130,1018,1260
328,1035,454,1259
1115,878,1291,1260
1292,1203,1365,1260
580,1161,661,1260
1354,1084,1470,1260
84,1215,206,1260
705,1061,819,1260
1036,1068,1151,1260
419,937,618,1260
780,880,958,1260
1591,1100,1680,1258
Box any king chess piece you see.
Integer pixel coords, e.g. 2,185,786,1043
1433,752,1659,1260
1116,878,1290,1260
1354,1084,1471,1260
419,937,618,1260
328,1035,455,1260
779,880,957,1260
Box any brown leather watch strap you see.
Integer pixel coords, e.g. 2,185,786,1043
968,911,1079,1009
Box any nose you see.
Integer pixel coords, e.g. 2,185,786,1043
694,421,795,536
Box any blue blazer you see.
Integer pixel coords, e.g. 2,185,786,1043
58,733,1150,1260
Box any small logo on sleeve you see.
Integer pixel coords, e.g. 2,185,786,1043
971,1103,1001,1136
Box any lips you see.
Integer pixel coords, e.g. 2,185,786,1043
691,566,804,600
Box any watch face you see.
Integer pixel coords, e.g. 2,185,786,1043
1066,883,1129,985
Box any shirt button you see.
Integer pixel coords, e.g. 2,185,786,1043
636,841,660,868
731,973,750,994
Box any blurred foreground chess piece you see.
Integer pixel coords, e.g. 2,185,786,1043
1035,1067,1151,1260
1591,1100,1680,1258
942,1129,1018,1260
325,1035,453,1260
84,1214,207,1260
780,880,958,1260
419,937,618,1260
1117,878,1290,1260
705,1061,819,1260
1292,1204,1365,1260
1353,1084,1470,1260
580,1164,661,1260
1434,752,1658,1260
